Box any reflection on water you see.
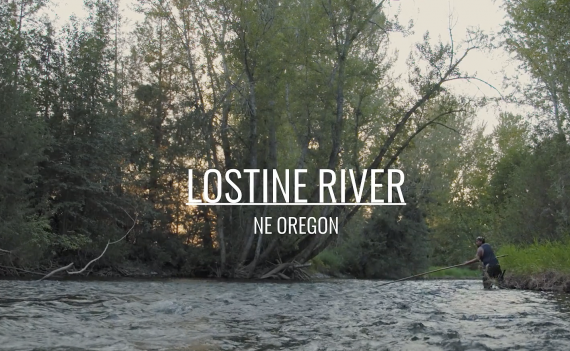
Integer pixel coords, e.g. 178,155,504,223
0,279,569,350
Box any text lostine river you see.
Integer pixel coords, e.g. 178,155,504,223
1,279,570,350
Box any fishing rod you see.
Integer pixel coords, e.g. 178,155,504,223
377,254,509,287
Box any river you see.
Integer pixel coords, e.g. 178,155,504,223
1,279,569,350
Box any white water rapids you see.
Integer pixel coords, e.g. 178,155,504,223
1,279,570,350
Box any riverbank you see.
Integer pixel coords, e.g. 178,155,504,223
0,261,188,280
3,264,570,294
502,272,570,293
497,240,570,293
1,252,564,292
0,259,350,281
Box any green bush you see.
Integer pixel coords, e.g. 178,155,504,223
313,249,345,273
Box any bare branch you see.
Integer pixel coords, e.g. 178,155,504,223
110,214,138,245
122,207,134,222
37,263,74,282
446,75,505,99
68,241,110,275
37,212,138,281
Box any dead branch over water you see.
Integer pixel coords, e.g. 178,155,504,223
37,213,137,282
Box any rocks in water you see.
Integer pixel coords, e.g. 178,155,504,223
408,322,426,332
444,330,459,339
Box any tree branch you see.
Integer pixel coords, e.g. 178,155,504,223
445,75,504,99
431,121,461,134
37,263,74,282
67,241,110,275
37,212,137,282
343,108,465,222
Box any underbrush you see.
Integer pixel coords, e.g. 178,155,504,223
310,249,346,277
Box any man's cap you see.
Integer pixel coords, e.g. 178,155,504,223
476,236,485,242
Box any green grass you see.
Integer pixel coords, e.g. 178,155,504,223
425,266,481,279
498,240,570,275
311,240,570,278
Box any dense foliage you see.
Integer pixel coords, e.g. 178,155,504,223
1,0,569,279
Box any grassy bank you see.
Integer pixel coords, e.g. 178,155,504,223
498,240,570,292
498,240,570,275
309,250,482,280
425,267,481,279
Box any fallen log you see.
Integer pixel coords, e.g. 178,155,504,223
292,263,312,269
260,260,313,280
260,262,292,279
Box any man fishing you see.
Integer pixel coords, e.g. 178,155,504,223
462,236,504,289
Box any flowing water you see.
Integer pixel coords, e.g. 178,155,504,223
1,279,570,351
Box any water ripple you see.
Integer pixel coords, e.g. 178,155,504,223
0,279,569,350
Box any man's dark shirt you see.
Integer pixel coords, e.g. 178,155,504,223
480,243,499,266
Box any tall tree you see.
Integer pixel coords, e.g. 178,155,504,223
38,0,134,264
0,0,51,266
502,0,570,139
136,0,489,278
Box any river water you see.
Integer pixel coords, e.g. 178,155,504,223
1,279,570,351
